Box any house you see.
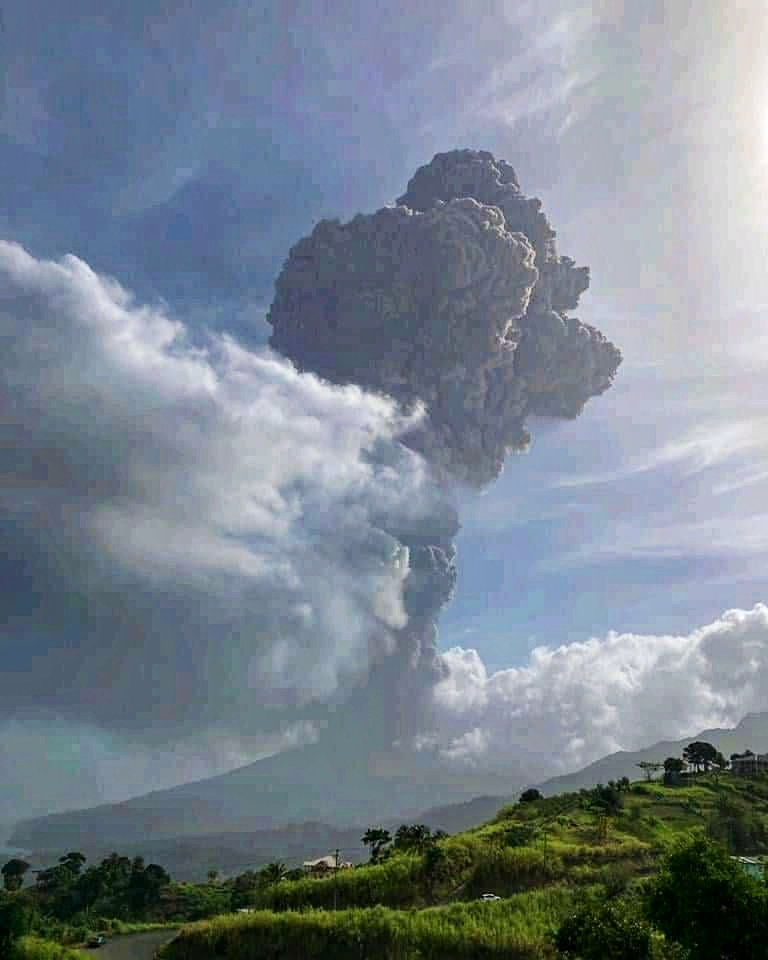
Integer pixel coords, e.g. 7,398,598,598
730,753,768,777
731,857,765,880
302,855,353,875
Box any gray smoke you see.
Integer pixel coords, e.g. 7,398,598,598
268,149,622,745
270,149,621,487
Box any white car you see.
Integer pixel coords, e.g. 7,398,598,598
480,893,502,901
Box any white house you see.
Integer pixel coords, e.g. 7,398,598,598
302,855,353,874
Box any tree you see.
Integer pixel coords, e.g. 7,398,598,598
127,861,171,915
664,757,685,774
207,870,219,883
636,761,663,781
647,835,768,960
0,896,30,956
58,852,86,876
590,783,623,816
555,900,653,959
421,843,448,904
1,859,30,892
260,862,287,885
361,827,392,862
682,741,718,773
230,870,259,909
519,788,542,803
394,824,432,854
713,750,728,772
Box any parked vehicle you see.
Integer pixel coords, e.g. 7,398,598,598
480,893,501,901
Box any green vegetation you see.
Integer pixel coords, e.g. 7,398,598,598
647,835,768,959
163,837,767,960
4,751,768,960
158,762,768,960
162,889,580,960
8,937,86,960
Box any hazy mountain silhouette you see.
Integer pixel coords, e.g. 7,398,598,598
533,712,768,794
11,713,768,866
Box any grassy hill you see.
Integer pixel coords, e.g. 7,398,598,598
160,772,768,960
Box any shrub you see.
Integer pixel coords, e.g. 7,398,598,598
9,937,84,960
646,836,768,960
520,789,543,804
503,825,538,848
554,901,653,959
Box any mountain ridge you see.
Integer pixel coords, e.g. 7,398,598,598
11,712,768,873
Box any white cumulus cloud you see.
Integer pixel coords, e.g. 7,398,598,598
425,604,768,780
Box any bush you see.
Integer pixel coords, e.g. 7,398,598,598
646,836,768,960
9,938,85,960
520,789,543,804
601,863,636,900
554,900,653,959
0,897,31,955
504,825,538,848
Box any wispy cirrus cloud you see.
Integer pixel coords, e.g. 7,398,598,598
553,420,764,490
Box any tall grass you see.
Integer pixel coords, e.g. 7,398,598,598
162,889,578,960
10,937,86,960
254,856,423,911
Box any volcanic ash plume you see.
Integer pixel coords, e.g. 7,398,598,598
269,149,622,488
268,150,622,746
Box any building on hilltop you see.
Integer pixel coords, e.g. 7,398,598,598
730,752,768,777
302,854,353,875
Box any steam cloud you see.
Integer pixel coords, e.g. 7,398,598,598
0,240,448,742
268,149,622,748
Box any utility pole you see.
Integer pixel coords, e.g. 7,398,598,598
333,848,339,911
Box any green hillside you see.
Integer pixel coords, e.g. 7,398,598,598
160,772,768,960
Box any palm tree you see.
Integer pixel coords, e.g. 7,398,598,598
361,828,392,862
260,861,287,885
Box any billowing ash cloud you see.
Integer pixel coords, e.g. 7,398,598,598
267,149,622,756
269,149,621,486
0,240,450,742
1,152,623,817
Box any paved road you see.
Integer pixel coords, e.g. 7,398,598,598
84,930,179,960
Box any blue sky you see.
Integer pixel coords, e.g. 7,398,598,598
2,0,768,820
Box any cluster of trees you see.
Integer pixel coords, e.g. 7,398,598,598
637,741,729,782
587,779,632,817
13,851,173,923
360,824,448,863
229,861,310,909
555,836,768,959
